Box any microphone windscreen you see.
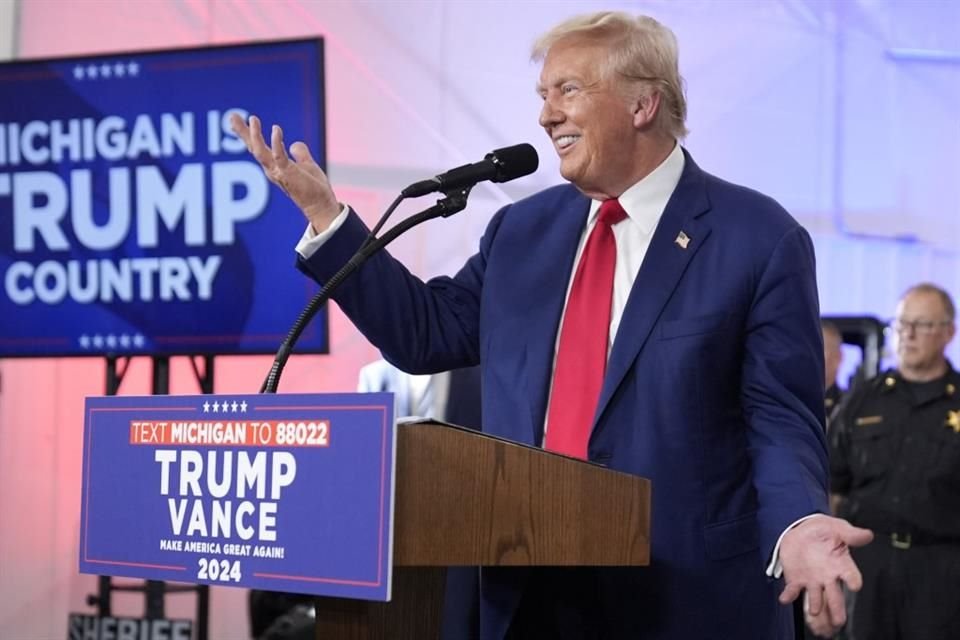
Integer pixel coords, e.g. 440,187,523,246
488,143,539,183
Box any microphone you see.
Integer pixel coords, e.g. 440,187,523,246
401,143,539,198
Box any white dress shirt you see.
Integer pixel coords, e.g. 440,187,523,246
408,370,450,420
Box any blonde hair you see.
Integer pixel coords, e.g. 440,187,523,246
532,11,688,139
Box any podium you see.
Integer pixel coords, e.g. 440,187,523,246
314,422,651,639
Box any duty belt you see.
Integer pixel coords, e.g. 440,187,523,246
884,531,960,550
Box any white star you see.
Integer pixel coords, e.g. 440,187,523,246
79,335,90,348
203,401,210,412
133,334,145,347
128,61,139,76
106,334,117,348
119,334,130,348
114,63,126,77
212,402,219,413
93,335,104,348
240,401,248,413
73,66,85,80
221,401,230,412
100,64,112,77
231,401,238,412
86,64,98,79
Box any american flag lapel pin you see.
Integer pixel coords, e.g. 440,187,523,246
675,231,690,249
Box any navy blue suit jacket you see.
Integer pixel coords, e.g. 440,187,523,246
300,150,829,639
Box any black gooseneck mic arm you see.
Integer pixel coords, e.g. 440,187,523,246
260,187,472,394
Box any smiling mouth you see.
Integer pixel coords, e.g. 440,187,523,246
554,134,580,151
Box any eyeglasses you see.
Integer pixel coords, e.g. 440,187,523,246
887,318,951,335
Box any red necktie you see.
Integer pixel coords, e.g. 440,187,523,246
544,199,627,459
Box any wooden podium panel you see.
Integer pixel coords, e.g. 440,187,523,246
315,422,650,639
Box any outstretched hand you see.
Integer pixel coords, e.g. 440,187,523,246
778,515,873,638
229,113,340,232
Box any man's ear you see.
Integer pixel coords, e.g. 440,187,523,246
633,90,661,129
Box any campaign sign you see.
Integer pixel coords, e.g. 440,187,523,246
0,38,328,357
80,393,396,601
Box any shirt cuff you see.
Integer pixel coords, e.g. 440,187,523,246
294,204,350,259
765,513,828,578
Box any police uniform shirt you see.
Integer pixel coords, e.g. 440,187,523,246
829,366,960,542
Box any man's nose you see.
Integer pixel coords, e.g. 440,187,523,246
539,97,563,128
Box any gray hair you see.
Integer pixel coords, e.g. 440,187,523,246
902,282,956,321
532,11,688,139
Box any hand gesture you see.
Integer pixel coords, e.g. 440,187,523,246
230,113,340,232
778,515,873,637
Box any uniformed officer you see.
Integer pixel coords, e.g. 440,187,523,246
830,282,960,640
808,323,846,640
822,320,845,422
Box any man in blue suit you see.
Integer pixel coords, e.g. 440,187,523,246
233,11,872,639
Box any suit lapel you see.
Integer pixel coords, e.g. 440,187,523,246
523,192,591,442
593,152,713,427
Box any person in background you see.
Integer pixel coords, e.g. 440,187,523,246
233,10,871,639
830,282,960,639
248,362,483,640
357,359,482,639
822,320,845,420
357,359,482,430
812,320,847,640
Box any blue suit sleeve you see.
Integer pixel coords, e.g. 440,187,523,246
296,206,508,374
740,224,830,558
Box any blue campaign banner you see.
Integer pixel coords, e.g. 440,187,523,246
0,39,328,357
80,393,396,602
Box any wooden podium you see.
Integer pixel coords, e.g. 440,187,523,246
314,422,651,639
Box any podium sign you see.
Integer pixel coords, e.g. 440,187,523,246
80,393,396,601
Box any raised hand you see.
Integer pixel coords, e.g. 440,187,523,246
230,113,341,232
778,515,873,637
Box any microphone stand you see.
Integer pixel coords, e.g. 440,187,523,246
260,186,472,394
